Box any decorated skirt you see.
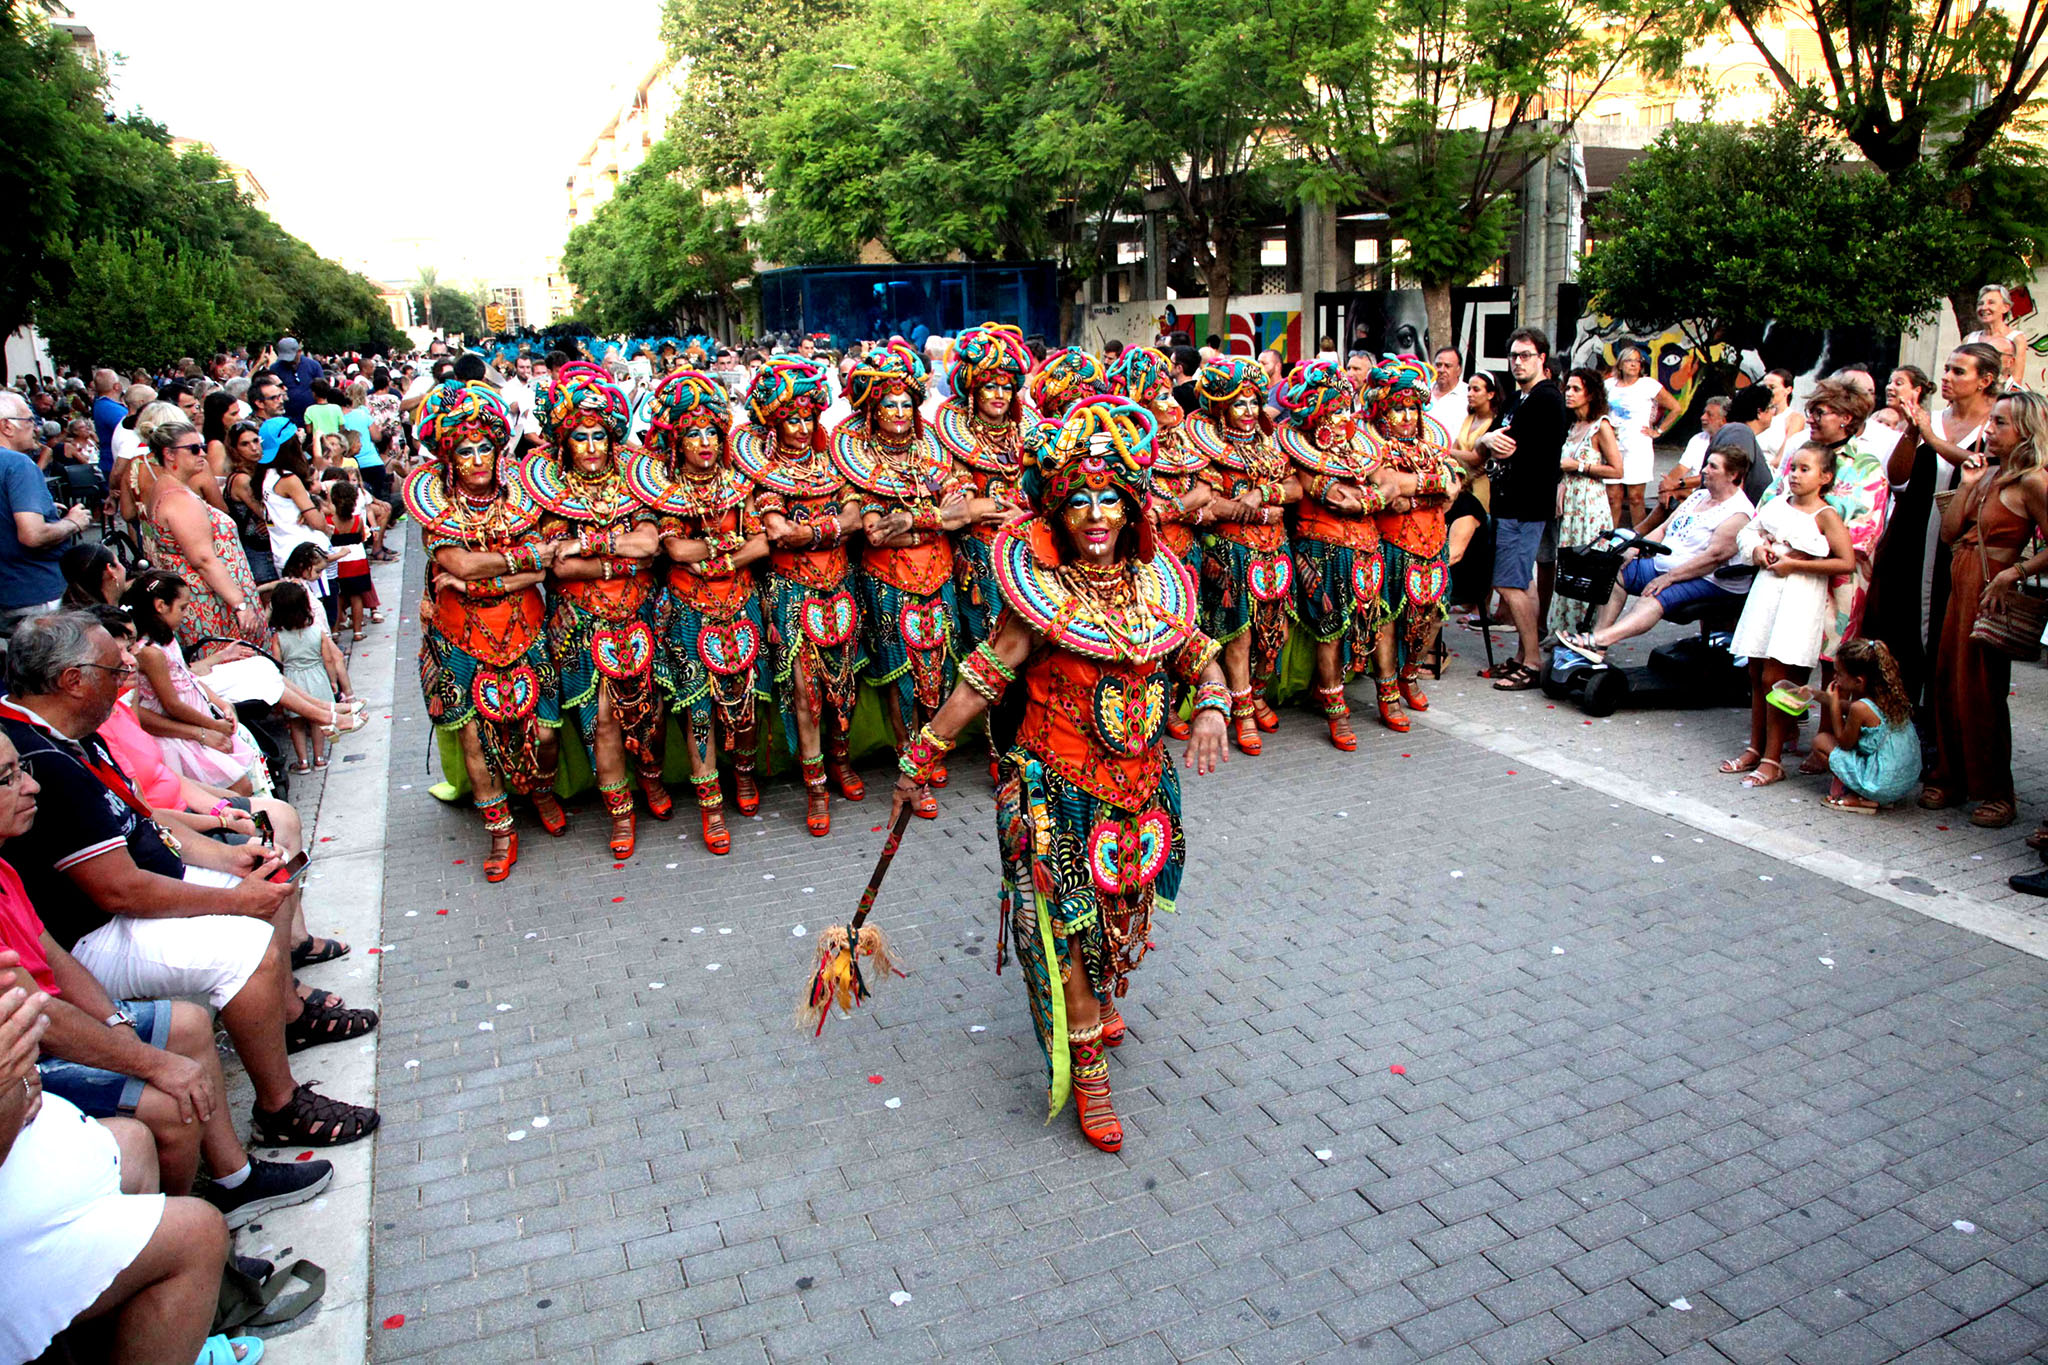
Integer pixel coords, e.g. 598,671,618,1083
1198,536,1295,681
419,627,561,796
657,590,769,758
953,534,1005,653
856,573,957,734
1292,535,1388,674
996,751,1183,1122
1378,540,1451,669
762,571,866,756
548,594,671,772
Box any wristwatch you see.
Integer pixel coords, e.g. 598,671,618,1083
105,1007,136,1030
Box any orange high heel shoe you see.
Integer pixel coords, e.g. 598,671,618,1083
531,791,569,837
1101,1001,1126,1048
827,740,865,801
693,776,729,855
600,781,636,859
1252,696,1280,733
1398,667,1430,712
733,750,761,816
1070,1025,1122,1152
1317,684,1357,752
637,773,673,821
480,799,518,882
1375,677,1410,733
1230,688,1261,756
800,756,831,837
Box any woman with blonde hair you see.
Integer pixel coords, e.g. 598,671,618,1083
1922,389,2048,829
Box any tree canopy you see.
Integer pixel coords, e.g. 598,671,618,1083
0,9,401,372
561,139,753,336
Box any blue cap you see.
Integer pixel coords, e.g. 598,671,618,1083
259,416,296,464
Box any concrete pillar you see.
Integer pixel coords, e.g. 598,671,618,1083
1142,211,1164,303
1299,198,1339,317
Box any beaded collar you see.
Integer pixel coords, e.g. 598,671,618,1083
1276,421,1379,480
931,397,1022,474
994,517,1199,664
517,451,641,523
624,451,745,518
730,425,846,499
401,464,542,542
830,418,950,500
1183,411,1286,477
1148,424,1209,477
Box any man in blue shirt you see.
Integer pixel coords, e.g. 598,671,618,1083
267,337,324,423
0,390,92,634
90,369,126,478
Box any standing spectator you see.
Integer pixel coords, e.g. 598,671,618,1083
90,369,126,478
1479,327,1568,688
0,391,92,637
1426,346,1467,434
1170,345,1202,416
1548,368,1623,636
301,380,343,458
107,384,155,491
246,373,286,428
267,337,323,423
1603,344,1681,530
1962,284,2028,388
1921,389,2048,829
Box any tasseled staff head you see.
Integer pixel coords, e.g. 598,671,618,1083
795,922,899,1035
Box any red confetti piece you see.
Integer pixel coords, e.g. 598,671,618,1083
453,859,466,865
296,1150,314,1161
871,825,884,833
435,909,448,916
382,1314,405,1330
611,896,625,903
1401,754,1411,759
1936,825,1949,831
318,836,333,843
1507,770,1518,775
867,1075,884,1084
1546,705,1555,709
1583,720,1593,726
613,862,625,870
367,948,381,954
1389,1064,1407,1076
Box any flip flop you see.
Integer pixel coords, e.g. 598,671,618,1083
1821,794,1879,815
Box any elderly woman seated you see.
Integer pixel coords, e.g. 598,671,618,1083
1559,448,1756,662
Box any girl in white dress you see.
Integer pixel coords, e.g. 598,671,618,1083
1724,443,1855,788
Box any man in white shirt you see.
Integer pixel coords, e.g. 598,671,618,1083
498,355,536,437
1425,346,1467,435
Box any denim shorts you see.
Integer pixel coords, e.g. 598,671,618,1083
1619,558,1741,612
1493,518,1547,589
37,998,173,1117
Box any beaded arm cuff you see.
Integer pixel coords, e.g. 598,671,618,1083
897,724,956,782
959,641,1016,703
1191,679,1231,717
1171,631,1223,685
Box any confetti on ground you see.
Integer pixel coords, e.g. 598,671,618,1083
436,909,448,915
871,825,884,833
382,1315,405,1329
404,910,417,917
496,1003,512,1012
763,874,775,880
453,859,465,865
614,862,625,870
296,1151,314,1161
477,1022,494,1032
1954,1219,1977,1233
970,1025,986,1033
1552,946,1565,955
802,887,815,894
691,927,704,934
793,925,806,936
367,948,381,955
506,1130,525,1142
403,1059,419,1069
1819,957,1835,968
1450,870,1464,878
884,1097,901,1109
719,927,732,934
1335,811,1348,818
706,963,722,971
649,982,665,989
1669,1299,1691,1312
868,1075,884,1083
1507,770,1517,775
666,863,678,869
611,896,625,903
524,932,537,939
1759,875,1773,881
1651,856,1665,864
1389,1064,1406,1076
1313,1149,1333,1160
531,1116,549,1128
889,1292,913,1306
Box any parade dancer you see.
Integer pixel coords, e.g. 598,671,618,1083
1277,361,1391,748
630,371,768,855
890,396,1229,1152
933,323,1033,769
1186,357,1298,754
832,344,970,818
1110,346,1212,739
403,380,565,882
524,361,671,859
1027,348,1108,435
1361,357,1464,731
736,358,867,835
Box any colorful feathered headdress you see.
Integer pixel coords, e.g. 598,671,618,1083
845,342,928,414
1028,348,1107,420
643,370,730,456
1365,354,1433,425
1108,346,1175,406
1192,356,1267,414
744,357,826,429
1277,359,1357,430
542,361,629,445
416,380,510,459
949,323,1030,409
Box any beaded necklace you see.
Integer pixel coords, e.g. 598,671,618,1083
1054,559,1159,663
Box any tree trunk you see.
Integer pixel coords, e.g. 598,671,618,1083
1205,250,1234,355
1422,281,1454,360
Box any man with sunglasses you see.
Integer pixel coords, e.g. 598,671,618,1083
0,391,93,639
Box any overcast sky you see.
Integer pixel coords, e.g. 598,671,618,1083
71,0,663,288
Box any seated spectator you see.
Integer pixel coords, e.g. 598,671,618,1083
121,571,263,794
0,727,331,1214
1559,448,1757,661
0,612,378,1146
61,541,129,611
1807,638,1921,813
1660,395,1731,511
0,949,255,1365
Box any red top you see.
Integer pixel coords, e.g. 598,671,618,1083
0,857,59,996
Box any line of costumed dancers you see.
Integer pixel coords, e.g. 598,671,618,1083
405,329,1461,1149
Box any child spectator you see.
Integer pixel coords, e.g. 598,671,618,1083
1722,444,1856,788
281,541,337,631
267,581,349,773
1809,638,1921,813
326,481,379,637
120,571,263,795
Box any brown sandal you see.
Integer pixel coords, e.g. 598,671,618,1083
1971,799,2017,829
253,1083,380,1147
285,994,379,1053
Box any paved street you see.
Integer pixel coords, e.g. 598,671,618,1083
360,555,2048,1365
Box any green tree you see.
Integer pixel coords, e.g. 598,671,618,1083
1577,120,1977,349
1705,0,2048,327
1289,0,1683,351
38,231,253,371
0,11,108,345
660,0,854,187
412,283,480,340
562,139,753,335
415,265,440,330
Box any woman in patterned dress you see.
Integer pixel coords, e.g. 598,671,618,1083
734,358,868,836
140,420,271,657
832,344,971,818
630,371,769,856
524,362,671,860
891,396,1230,1153
402,381,565,881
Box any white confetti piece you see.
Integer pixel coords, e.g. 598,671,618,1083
380,944,397,952
706,963,722,972
531,1116,550,1128
1759,875,1774,882
883,1097,901,1109
649,982,665,989
477,1022,494,1031
496,1003,512,1012
1669,1298,1691,1312
400,784,412,790
1693,837,1704,843
1313,1149,1333,1160
1651,856,1665,864
888,1291,914,1306
1954,1219,1977,1233
1819,957,1835,968
403,1059,419,1069
718,927,732,935
802,887,815,894
792,925,806,936
524,932,538,940
970,1025,986,1033
666,863,678,869
404,910,418,917
1450,870,1464,878
690,927,704,934
1552,946,1565,955
506,1130,526,1142
1335,811,1348,818
763,873,776,881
